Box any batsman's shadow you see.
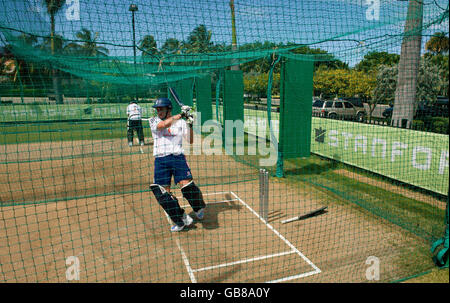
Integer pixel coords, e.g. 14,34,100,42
194,193,243,230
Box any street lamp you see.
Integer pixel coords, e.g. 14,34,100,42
129,4,138,101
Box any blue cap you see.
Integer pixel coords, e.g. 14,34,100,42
152,97,172,109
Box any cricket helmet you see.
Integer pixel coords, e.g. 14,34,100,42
152,97,172,109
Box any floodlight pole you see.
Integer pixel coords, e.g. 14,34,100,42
129,4,138,101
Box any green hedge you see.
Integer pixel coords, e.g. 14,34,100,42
413,117,449,134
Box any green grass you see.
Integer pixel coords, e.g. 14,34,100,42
278,156,447,281
0,120,143,144
282,156,446,241
402,268,449,283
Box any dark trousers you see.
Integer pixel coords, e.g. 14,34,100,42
127,119,144,144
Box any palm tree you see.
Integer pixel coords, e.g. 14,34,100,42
161,38,182,55
44,0,65,104
18,33,38,47
425,32,449,54
139,35,158,57
73,28,109,57
183,25,213,53
41,34,65,53
391,0,423,128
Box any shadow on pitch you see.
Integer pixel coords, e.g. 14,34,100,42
190,193,243,230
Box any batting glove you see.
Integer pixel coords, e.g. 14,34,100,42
186,113,194,126
181,106,191,118
180,111,189,119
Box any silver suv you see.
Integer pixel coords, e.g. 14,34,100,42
316,99,366,121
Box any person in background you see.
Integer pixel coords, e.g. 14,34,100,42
127,100,145,152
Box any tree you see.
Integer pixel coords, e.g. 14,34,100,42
424,33,449,97
71,28,109,57
7,34,39,83
313,68,350,98
373,65,398,105
392,0,423,128
41,34,65,53
183,24,213,53
18,33,38,47
290,45,349,70
244,72,280,99
415,58,441,103
424,53,449,96
160,38,182,55
425,32,449,55
139,35,158,57
38,34,67,84
373,59,440,110
313,68,375,101
355,51,400,73
0,45,16,82
240,41,279,74
44,0,65,104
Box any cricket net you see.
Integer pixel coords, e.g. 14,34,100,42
0,0,448,282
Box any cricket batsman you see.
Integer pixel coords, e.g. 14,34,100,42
149,97,206,232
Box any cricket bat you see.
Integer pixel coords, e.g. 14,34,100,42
281,206,327,224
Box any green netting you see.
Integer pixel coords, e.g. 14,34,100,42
0,0,448,283
223,70,244,123
195,74,212,125
222,70,244,154
168,78,194,114
279,58,314,159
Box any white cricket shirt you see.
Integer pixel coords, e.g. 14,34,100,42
127,103,142,120
149,116,189,157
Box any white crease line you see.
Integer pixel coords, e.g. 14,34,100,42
166,190,320,283
176,239,197,283
193,250,296,273
230,191,321,278
163,212,197,283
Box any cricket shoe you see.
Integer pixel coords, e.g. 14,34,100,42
170,214,193,232
170,224,185,232
195,208,205,220
182,213,193,226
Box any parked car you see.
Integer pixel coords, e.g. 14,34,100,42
344,97,364,108
382,104,393,119
312,99,325,116
315,99,366,121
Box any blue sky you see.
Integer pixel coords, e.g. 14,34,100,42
1,0,448,67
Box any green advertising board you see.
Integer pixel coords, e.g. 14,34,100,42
311,118,449,195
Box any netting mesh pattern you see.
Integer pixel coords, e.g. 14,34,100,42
0,0,448,282
1,0,447,84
